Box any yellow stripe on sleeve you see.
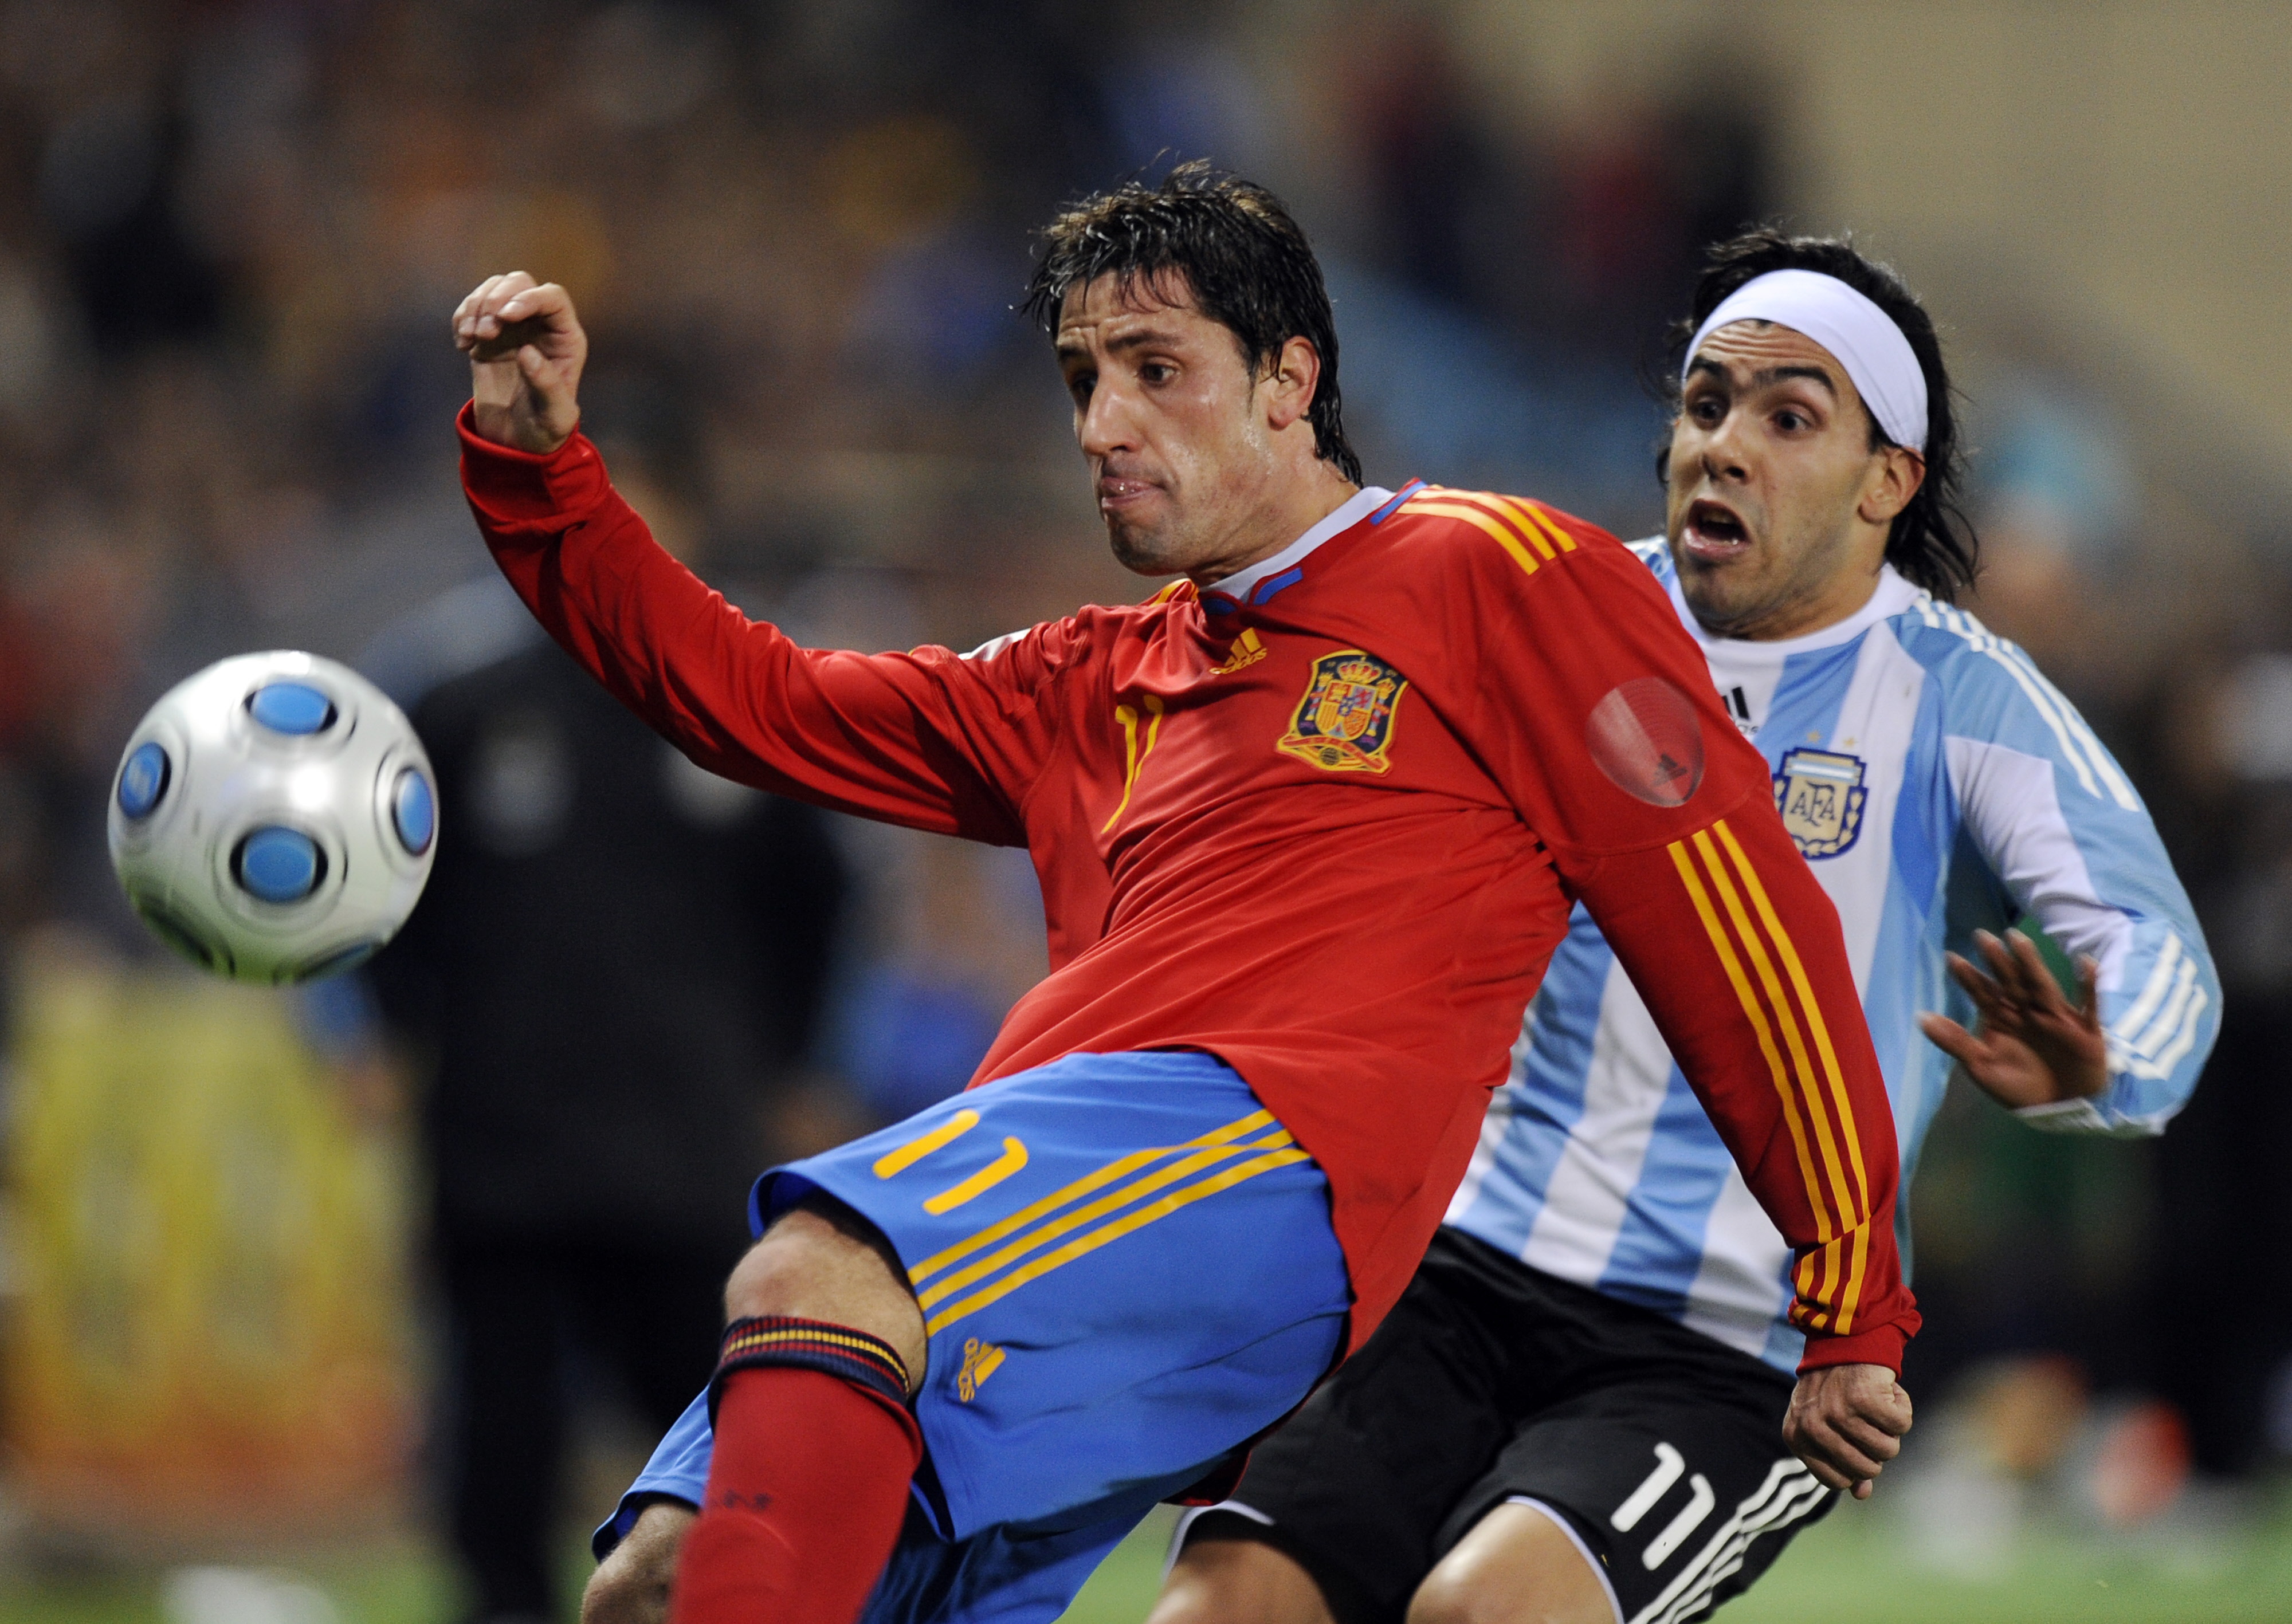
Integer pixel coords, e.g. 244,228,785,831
1709,819,1875,1332
1667,840,1833,1245
1410,499,1543,577
1482,496,1557,560
1713,820,1871,1215
1512,498,1579,555
1690,829,1859,1245
1841,1223,1869,1336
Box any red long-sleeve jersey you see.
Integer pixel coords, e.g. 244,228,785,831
460,411,1919,1372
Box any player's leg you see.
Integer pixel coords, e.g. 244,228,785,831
587,1414,1158,1624
585,1501,691,1624
1153,1230,1545,1624
1149,1534,1335,1624
1404,1503,1613,1624
666,1049,1353,1624
1411,1305,1831,1624
672,1196,928,1623
584,1386,711,1624
575,1230,740,1623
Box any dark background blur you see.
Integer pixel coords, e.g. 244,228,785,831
0,2,2289,1620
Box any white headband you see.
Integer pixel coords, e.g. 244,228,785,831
1683,269,1928,451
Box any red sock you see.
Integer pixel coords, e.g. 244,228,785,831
668,1366,923,1624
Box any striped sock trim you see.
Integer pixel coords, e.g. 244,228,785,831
708,1316,913,1423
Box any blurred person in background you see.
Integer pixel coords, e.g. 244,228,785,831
363,459,851,1624
2125,630,2292,1481
1154,233,2216,1624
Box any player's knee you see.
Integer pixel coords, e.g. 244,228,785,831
1406,1560,1495,1624
1150,1532,1338,1624
724,1195,926,1380
1408,1507,1612,1624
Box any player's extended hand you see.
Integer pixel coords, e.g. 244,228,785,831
1917,928,2107,1110
1785,1362,1911,1500
452,271,586,454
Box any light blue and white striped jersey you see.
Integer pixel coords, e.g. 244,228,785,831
1445,544,2217,1374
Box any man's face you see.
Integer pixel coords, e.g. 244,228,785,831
1665,321,1920,639
1055,271,1278,578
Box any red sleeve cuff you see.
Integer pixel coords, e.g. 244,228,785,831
1795,1318,1912,1378
456,402,611,524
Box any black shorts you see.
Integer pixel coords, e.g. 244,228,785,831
1182,1228,1832,1624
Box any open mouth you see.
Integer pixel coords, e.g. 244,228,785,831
1682,498,1752,560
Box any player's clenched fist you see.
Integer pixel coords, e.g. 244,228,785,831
453,272,586,455
1785,1362,1913,1500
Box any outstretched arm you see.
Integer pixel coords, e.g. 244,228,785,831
449,275,1053,843
1929,655,2218,1134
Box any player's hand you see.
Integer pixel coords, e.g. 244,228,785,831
453,272,586,454
1918,928,2107,1109
1785,1362,1911,1500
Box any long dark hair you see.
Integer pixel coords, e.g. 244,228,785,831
1662,230,1979,600
1021,160,1363,485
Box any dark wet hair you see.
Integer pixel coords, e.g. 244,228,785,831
1662,229,1979,600
1021,160,1363,485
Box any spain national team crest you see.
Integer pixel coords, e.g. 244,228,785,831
1277,650,1408,773
1773,748,1868,859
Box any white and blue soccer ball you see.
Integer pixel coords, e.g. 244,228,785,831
107,651,438,984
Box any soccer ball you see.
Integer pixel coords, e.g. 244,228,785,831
107,651,438,984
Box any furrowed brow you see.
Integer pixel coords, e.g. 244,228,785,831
1753,364,1839,398
1686,357,1841,400
1103,327,1184,356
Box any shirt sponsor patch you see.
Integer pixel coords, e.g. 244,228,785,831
1587,678,1706,807
1278,650,1407,773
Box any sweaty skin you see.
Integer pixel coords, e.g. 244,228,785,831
1665,320,1920,641
1053,268,1358,581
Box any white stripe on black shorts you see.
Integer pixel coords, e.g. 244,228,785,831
1179,1228,1832,1624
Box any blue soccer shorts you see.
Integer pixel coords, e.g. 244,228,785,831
596,1049,1352,1623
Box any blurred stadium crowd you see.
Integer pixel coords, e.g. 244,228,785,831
0,0,2288,1608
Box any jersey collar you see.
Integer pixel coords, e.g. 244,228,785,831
1200,486,1394,616
1671,561,1922,656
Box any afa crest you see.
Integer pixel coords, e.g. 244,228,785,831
1773,748,1867,858
1278,650,1408,773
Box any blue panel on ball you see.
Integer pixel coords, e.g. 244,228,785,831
117,741,170,819
247,682,336,735
236,826,324,903
392,768,435,855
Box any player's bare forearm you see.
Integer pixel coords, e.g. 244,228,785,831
453,272,586,453
1785,1363,1911,1500
1918,927,2107,1109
